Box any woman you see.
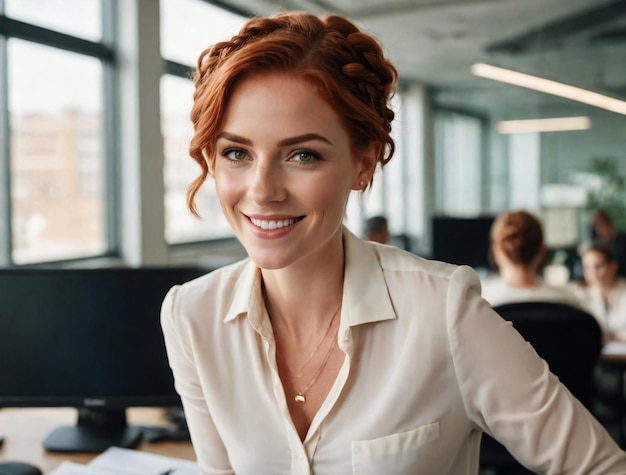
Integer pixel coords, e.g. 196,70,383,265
481,210,581,307
161,11,626,474
580,242,626,341
591,209,626,277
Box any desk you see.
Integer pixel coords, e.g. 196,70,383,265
0,408,196,474
601,341,626,363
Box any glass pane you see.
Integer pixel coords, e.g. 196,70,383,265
509,133,540,209
5,0,101,41
8,40,106,264
434,112,482,216
160,0,247,66
161,75,232,243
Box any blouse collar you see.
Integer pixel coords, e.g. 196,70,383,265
223,226,397,329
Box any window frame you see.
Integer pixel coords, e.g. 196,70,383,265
0,1,117,266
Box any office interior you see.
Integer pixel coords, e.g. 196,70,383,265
1,0,625,271
1,0,626,471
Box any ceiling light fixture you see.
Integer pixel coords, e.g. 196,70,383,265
471,63,626,116
496,116,592,134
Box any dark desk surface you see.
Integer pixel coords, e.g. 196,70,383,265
0,407,196,474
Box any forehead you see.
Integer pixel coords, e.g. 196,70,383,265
583,251,607,264
223,73,340,129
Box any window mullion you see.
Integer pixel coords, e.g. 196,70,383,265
0,34,12,265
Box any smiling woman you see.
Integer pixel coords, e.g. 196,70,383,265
160,10,626,475
212,72,372,271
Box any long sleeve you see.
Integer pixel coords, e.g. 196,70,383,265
448,265,626,473
161,285,234,475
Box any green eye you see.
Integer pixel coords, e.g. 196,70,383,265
292,150,320,164
223,149,247,161
298,152,314,162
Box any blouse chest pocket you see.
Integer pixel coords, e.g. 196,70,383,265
351,422,440,475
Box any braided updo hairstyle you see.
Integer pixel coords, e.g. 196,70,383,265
187,11,398,215
490,210,544,267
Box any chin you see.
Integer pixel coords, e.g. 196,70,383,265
241,244,292,270
248,254,292,271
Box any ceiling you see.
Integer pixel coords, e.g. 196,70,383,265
212,0,626,119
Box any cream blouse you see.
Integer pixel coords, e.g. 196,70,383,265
161,228,626,475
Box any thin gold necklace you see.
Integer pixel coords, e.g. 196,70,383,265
293,336,337,403
291,304,341,379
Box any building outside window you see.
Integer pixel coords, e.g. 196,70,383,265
1,0,109,264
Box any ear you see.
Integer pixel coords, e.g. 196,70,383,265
352,142,381,190
201,149,215,176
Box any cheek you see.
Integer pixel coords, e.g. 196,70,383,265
213,171,239,203
304,178,351,214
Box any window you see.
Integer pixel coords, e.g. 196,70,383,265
160,0,248,244
1,1,112,265
434,111,484,216
5,0,101,41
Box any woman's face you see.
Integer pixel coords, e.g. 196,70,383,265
213,72,373,270
582,250,617,288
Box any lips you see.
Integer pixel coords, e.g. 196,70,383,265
249,216,303,230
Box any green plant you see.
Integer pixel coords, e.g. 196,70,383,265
584,157,626,230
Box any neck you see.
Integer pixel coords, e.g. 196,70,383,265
500,266,540,288
262,233,345,342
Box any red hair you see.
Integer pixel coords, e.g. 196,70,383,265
490,210,544,266
187,11,398,215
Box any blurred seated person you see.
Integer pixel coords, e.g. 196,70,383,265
591,208,626,277
578,242,626,342
481,210,581,308
363,215,390,244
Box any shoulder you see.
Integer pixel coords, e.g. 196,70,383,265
373,240,471,273
161,258,253,325
367,241,482,298
177,257,250,295
539,284,584,307
613,279,626,294
479,275,509,305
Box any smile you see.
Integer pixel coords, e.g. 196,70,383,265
249,217,303,230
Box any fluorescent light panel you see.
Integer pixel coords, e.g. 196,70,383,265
471,63,626,116
496,116,592,134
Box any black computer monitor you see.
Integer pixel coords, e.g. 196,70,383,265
431,215,495,270
0,266,208,453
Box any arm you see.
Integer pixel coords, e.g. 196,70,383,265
447,266,626,473
161,286,234,475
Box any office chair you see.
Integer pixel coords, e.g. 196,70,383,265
479,301,603,475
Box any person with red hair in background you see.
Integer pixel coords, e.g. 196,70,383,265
160,11,626,474
481,210,581,308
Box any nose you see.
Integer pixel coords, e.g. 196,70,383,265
248,159,287,205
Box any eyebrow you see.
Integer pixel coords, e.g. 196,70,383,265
278,133,333,147
217,132,252,145
217,132,333,147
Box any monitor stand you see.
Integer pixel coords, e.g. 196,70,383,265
43,408,143,453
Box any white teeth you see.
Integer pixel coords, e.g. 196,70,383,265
250,217,298,230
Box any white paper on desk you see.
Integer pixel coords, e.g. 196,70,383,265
88,447,199,475
48,461,118,475
602,341,626,355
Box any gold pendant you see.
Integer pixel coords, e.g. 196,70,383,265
295,393,306,403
